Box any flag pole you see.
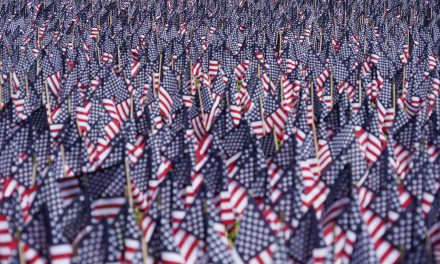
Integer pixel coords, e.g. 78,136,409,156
196,79,205,121
60,144,66,176
25,73,29,98
330,69,333,109
259,96,266,136
125,159,134,211
0,71,2,109
125,98,135,210
9,69,13,97
392,78,396,112
32,154,37,185
402,30,409,98
225,91,230,110
190,59,205,119
358,72,362,104
17,233,25,264
159,51,163,81
319,29,323,53
310,81,320,170
44,78,51,113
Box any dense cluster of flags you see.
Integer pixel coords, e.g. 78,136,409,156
0,0,440,263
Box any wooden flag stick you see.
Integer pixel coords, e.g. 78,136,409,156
9,70,13,97
196,79,205,119
257,63,260,78
126,153,151,263
125,158,134,210
159,52,163,80
402,31,410,97
402,63,406,99
117,44,122,69
319,30,323,53
0,72,2,109
225,91,230,110
24,73,29,98
392,78,396,112
125,89,148,262
313,34,317,50
60,144,66,176
130,94,134,121
259,96,266,135
32,155,37,185
141,235,148,264
273,131,279,151
97,45,101,66
358,73,362,103
68,95,71,113
310,81,320,168
17,233,25,264
330,69,334,108
44,78,51,113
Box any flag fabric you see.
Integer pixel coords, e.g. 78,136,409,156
0,0,439,263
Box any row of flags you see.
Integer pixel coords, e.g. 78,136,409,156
0,0,440,263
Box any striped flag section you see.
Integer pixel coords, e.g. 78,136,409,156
173,230,200,264
140,215,156,243
227,180,248,217
11,92,27,120
429,222,440,263
0,215,16,262
159,86,174,123
332,226,356,264
120,239,140,264
91,197,126,223
22,242,47,264
246,243,276,264
47,71,62,98
49,244,73,264
392,141,414,180
76,100,92,134
57,176,81,207
354,127,385,166
322,198,350,245
361,209,400,264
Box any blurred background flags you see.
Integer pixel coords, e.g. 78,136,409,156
0,0,439,263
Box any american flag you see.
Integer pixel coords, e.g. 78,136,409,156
0,0,439,263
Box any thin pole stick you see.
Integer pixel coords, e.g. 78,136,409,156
273,131,279,151
402,31,410,97
9,70,13,97
0,72,2,109
196,79,205,119
330,69,334,107
358,73,362,103
25,74,29,98
44,78,51,113
159,52,163,81
257,63,260,78
319,30,323,53
60,144,66,176
17,233,25,264
310,81,320,169
32,155,37,185
392,79,396,112
125,158,134,210
259,96,266,135
141,235,148,264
